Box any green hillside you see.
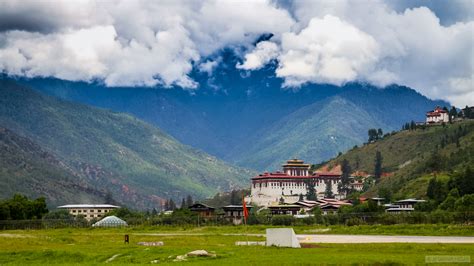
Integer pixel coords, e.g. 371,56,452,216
0,127,105,207
235,96,389,171
326,120,474,199
0,80,254,208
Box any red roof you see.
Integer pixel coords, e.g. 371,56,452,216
251,171,341,180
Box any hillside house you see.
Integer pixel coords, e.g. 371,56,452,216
426,107,449,124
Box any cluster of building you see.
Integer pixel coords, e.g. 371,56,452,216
249,159,367,206
56,159,427,223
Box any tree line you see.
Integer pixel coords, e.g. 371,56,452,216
0,194,48,220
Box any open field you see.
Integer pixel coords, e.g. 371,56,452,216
1,225,473,265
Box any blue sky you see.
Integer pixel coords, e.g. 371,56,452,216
0,0,472,106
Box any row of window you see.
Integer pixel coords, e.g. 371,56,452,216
71,209,110,213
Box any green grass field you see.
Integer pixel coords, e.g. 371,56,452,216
1,225,473,265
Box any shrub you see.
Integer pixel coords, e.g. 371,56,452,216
271,215,295,226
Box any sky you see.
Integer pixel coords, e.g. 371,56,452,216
0,0,472,106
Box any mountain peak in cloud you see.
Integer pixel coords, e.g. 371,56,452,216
0,0,472,106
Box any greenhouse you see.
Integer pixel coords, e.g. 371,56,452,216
92,215,128,227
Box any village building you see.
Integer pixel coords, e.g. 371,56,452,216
426,106,449,124
188,203,215,218
57,204,119,221
222,205,252,225
385,198,426,213
268,205,301,216
250,159,342,206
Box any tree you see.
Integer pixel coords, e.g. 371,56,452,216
378,187,392,202
450,166,474,196
306,179,317,200
180,198,186,209
324,180,334,198
449,106,457,122
368,129,378,142
104,191,116,205
298,193,304,201
43,210,74,220
426,177,448,203
186,195,193,207
338,159,351,197
374,151,383,182
377,128,383,139
168,199,177,210
230,190,240,205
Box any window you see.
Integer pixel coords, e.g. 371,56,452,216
98,210,102,213
72,210,76,213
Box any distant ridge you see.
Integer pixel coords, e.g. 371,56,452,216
0,79,254,208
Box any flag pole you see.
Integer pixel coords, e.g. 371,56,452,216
242,193,249,245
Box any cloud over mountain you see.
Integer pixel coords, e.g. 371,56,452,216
0,0,472,105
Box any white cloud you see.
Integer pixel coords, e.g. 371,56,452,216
236,41,279,70
0,0,294,87
0,0,472,106
275,15,380,87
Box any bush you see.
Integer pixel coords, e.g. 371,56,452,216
345,217,366,226
271,215,295,226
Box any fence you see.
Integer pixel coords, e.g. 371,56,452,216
0,211,472,230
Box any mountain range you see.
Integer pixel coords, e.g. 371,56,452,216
15,50,448,171
0,79,252,208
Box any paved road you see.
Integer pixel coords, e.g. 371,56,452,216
297,234,474,243
135,233,474,243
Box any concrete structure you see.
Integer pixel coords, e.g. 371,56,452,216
250,159,341,206
222,205,252,225
57,204,119,221
426,106,449,124
266,228,301,248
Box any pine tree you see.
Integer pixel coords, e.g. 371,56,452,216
374,151,383,182
324,180,334,198
306,180,317,200
338,159,351,197
169,199,176,210
230,190,240,205
299,193,304,201
181,198,186,209
186,195,193,207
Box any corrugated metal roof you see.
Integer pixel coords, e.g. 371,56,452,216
57,204,120,209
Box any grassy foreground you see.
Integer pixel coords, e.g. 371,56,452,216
1,225,473,265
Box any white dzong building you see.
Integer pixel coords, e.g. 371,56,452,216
250,159,341,206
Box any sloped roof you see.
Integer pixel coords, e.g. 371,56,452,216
92,215,127,227
58,204,119,209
